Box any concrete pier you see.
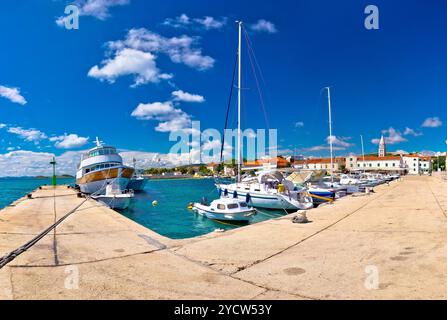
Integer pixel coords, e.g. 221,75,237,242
1,175,447,299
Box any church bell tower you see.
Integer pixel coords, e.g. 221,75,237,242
378,135,386,157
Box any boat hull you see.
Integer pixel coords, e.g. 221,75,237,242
193,204,255,222
308,190,335,204
217,184,313,210
76,167,133,195
127,178,146,192
92,195,131,210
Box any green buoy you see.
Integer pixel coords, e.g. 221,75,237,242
50,156,57,187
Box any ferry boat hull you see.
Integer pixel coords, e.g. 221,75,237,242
76,167,134,195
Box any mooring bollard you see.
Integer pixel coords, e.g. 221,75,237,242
77,192,83,198
27,193,32,199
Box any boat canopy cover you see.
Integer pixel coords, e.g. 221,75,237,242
257,170,285,184
286,171,313,184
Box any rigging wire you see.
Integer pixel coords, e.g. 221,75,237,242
243,29,270,131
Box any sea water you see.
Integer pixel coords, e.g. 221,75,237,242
0,177,74,209
0,177,286,239
121,178,287,239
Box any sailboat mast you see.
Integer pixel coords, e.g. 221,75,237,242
237,21,242,183
327,87,334,184
360,134,366,172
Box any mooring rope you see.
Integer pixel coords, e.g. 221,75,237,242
0,196,88,269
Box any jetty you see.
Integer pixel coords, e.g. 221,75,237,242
1,175,447,299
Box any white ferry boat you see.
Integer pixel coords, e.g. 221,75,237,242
76,138,134,194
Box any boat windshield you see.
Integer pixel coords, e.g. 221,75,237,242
227,203,239,209
239,202,248,207
83,147,118,159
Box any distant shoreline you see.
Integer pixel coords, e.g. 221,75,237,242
0,175,74,179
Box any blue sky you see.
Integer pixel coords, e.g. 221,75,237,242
1,0,447,174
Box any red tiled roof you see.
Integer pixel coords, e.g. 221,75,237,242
295,157,344,164
359,155,401,161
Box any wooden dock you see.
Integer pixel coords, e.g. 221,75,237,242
1,175,447,299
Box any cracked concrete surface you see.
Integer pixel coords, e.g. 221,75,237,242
1,175,447,299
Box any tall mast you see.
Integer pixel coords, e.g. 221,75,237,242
237,21,242,183
327,87,334,184
360,134,365,172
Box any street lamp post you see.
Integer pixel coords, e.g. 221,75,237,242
50,157,57,187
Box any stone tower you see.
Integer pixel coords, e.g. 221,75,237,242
378,135,386,157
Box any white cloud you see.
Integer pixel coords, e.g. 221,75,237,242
172,90,204,103
49,134,89,149
421,117,442,128
109,28,215,70
0,150,84,177
163,14,227,30
56,0,130,25
301,136,353,152
88,48,173,86
0,123,6,129
326,135,354,148
295,121,304,128
90,28,214,86
302,145,346,152
250,19,278,33
162,13,192,28
419,150,444,156
131,101,192,133
0,85,27,105
193,16,227,30
7,127,47,143
403,127,422,136
371,127,407,145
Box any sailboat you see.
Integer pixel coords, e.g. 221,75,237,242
215,21,313,211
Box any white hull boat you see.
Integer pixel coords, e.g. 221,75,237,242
193,197,256,222
76,138,134,195
92,184,133,210
217,171,313,210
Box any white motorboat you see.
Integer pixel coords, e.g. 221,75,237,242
217,170,313,210
193,197,256,222
76,138,134,194
92,183,133,210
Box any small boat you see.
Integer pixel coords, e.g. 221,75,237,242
193,197,256,222
127,158,146,192
92,183,133,210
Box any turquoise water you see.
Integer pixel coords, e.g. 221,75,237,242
0,177,286,239
0,177,75,209
121,178,286,239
